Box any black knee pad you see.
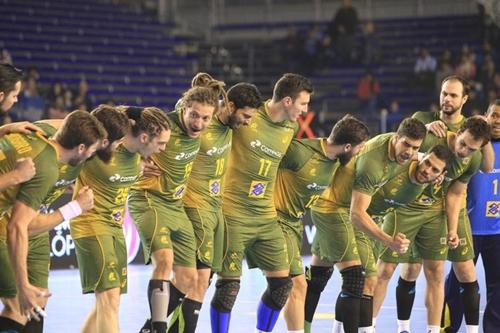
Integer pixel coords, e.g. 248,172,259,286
306,265,334,294
262,276,293,309
211,279,240,312
340,265,365,298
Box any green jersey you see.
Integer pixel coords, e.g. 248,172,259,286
183,115,232,211
274,138,339,221
131,109,200,205
407,131,481,210
412,111,466,133
368,161,428,216
222,101,297,218
313,133,406,213
0,132,59,240
71,145,141,239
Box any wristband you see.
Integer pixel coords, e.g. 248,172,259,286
58,200,83,221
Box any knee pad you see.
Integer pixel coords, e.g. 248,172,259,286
340,265,365,298
211,279,240,312
262,276,293,309
306,265,334,294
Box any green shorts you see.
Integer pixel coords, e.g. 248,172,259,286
310,209,359,264
447,208,475,262
379,207,448,263
74,234,127,294
184,207,225,272
128,191,196,268
220,214,289,277
277,215,304,276
353,229,377,277
0,233,50,298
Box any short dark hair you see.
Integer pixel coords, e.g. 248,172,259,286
55,110,107,149
427,144,453,168
121,106,170,138
486,99,500,115
328,114,370,146
91,105,130,143
458,116,491,146
227,83,262,109
272,73,313,101
396,118,427,141
0,64,22,95
442,75,470,97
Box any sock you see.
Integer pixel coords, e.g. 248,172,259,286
426,325,440,333
332,320,343,333
304,266,332,323
22,311,44,333
465,325,478,333
210,305,231,333
359,295,373,329
460,281,480,326
372,317,376,331
148,280,170,333
168,284,186,316
287,330,304,333
0,316,25,332
396,277,416,321
256,300,281,332
336,291,361,333
397,319,410,332
167,298,202,333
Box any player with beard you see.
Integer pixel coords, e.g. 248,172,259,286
210,73,312,333
385,76,493,333
373,117,491,333
0,104,129,333
162,80,263,333
70,106,171,333
305,118,425,333
128,84,223,333
441,100,500,333
275,115,369,333
0,64,46,191
0,111,106,332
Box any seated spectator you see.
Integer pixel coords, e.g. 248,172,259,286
357,70,381,116
0,49,12,65
455,53,477,81
327,0,358,64
361,20,381,64
73,78,92,111
385,99,403,132
12,77,45,122
414,48,437,91
46,96,69,119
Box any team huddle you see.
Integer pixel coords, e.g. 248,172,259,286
0,62,498,333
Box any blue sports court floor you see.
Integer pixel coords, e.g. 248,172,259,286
30,257,488,332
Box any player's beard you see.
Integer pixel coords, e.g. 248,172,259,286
441,103,460,116
96,147,113,164
338,151,354,165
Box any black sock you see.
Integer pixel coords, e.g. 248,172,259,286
460,281,480,325
335,292,361,333
168,298,202,333
0,316,25,332
22,312,44,333
359,295,373,328
168,284,186,316
304,265,333,323
304,290,321,323
396,277,416,320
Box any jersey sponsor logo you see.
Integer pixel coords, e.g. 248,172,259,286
54,178,76,187
173,184,187,199
109,173,138,183
206,142,231,156
306,183,328,191
174,148,200,160
486,201,500,217
209,179,221,196
248,180,268,198
249,139,283,158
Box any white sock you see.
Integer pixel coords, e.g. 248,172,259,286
287,330,304,333
372,317,377,332
465,325,479,333
358,326,374,333
426,325,440,333
397,319,410,332
331,320,344,333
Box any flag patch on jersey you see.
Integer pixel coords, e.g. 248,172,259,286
173,184,186,199
209,179,221,196
248,181,268,198
486,201,500,217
